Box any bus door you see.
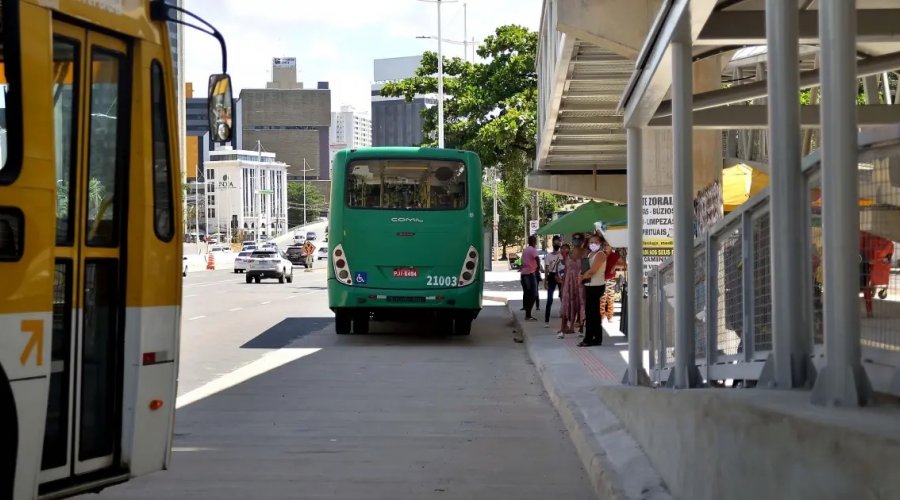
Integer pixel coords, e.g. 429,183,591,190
41,22,130,483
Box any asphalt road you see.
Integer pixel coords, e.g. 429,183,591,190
86,267,593,499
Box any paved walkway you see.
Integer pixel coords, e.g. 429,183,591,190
484,268,671,499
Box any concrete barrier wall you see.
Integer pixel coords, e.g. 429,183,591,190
598,386,900,500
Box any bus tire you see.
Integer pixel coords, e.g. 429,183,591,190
453,315,473,336
353,313,370,335
246,274,252,284
0,364,17,499
255,276,261,284
335,312,351,335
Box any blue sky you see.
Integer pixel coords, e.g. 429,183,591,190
184,0,542,113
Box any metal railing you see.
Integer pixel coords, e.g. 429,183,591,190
647,140,900,396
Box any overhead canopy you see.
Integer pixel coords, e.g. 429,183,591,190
537,200,626,236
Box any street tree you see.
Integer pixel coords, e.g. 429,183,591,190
381,24,539,250
287,181,326,227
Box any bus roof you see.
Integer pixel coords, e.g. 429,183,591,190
338,147,479,161
24,0,166,43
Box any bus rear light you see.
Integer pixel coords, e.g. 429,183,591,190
142,352,156,365
149,399,164,411
458,246,479,286
332,244,353,285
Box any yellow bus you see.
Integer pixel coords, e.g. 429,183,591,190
0,1,231,498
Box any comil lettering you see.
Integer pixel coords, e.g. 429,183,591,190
391,217,424,223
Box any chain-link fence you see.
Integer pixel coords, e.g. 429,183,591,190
661,263,676,367
716,225,744,358
751,212,773,354
694,249,707,361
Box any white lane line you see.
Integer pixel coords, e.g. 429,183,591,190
260,301,272,305
188,315,206,321
176,347,321,409
185,294,197,298
228,307,243,312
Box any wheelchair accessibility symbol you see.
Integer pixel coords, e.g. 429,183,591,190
353,272,368,284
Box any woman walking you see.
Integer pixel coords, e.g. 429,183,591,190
559,233,586,338
578,234,608,347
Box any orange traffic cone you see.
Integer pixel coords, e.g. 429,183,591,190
207,253,215,270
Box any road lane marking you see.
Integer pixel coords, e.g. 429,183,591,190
176,347,321,409
229,307,243,311
184,294,197,298
260,301,271,304
188,315,206,321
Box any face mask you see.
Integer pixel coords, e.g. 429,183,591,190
552,244,560,251
589,243,601,252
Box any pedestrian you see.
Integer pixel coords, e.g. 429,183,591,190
560,233,586,338
578,234,608,347
534,250,543,311
543,236,564,327
519,234,540,325
303,239,316,269
599,242,622,321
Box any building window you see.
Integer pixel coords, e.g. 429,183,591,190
207,181,215,193
207,168,215,180
208,195,215,205
208,208,216,218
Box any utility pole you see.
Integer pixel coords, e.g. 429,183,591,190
303,158,308,226
437,0,444,148
492,167,499,261
463,3,467,63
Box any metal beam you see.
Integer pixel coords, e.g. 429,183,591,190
655,51,900,118
646,104,900,128
696,9,900,45
624,127,650,386
621,0,719,127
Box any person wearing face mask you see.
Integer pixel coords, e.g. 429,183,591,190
560,233,586,337
578,234,608,347
543,236,563,327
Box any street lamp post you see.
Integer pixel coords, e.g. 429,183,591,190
418,0,457,148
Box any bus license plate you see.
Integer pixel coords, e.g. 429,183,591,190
393,268,418,278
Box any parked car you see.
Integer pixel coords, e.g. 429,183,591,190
246,250,293,284
233,251,253,273
209,245,231,253
182,256,188,277
305,231,317,241
317,246,328,261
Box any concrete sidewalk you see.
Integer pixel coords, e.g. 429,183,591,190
491,295,671,500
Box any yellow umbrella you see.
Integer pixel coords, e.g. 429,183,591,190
723,164,769,212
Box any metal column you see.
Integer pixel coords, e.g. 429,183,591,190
811,0,874,406
624,127,650,386
759,0,816,389
670,16,702,389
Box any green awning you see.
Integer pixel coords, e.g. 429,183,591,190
536,200,627,236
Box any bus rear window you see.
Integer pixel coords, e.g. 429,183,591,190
346,159,467,210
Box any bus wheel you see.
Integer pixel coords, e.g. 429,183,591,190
255,276,261,284
246,274,252,284
453,315,473,336
335,312,351,335
353,313,370,335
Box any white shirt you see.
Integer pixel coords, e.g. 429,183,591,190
544,251,563,274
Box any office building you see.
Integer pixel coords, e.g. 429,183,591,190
371,55,435,147
329,105,372,170
240,57,331,180
203,147,290,241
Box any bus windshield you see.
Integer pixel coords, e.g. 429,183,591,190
346,158,467,210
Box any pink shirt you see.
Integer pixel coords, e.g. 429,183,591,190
520,245,538,275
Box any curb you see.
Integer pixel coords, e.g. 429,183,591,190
504,301,671,500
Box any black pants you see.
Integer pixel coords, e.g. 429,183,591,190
521,273,537,318
584,285,606,345
545,273,560,323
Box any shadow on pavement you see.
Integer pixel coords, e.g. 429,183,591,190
240,317,333,348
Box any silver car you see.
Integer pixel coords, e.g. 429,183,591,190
246,250,293,284
233,251,253,273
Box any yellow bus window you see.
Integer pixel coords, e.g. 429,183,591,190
85,49,125,247
150,60,173,241
54,38,79,245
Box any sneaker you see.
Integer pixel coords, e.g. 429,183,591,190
556,332,565,339
513,338,524,343
543,324,550,329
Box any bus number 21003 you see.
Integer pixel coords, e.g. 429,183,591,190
426,275,458,286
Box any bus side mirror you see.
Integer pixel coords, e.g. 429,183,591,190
208,73,233,143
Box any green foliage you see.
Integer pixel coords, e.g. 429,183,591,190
287,182,326,227
381,24,539,254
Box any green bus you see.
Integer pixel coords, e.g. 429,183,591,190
328,147,485,335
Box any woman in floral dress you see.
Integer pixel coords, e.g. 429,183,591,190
559,233,586,337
